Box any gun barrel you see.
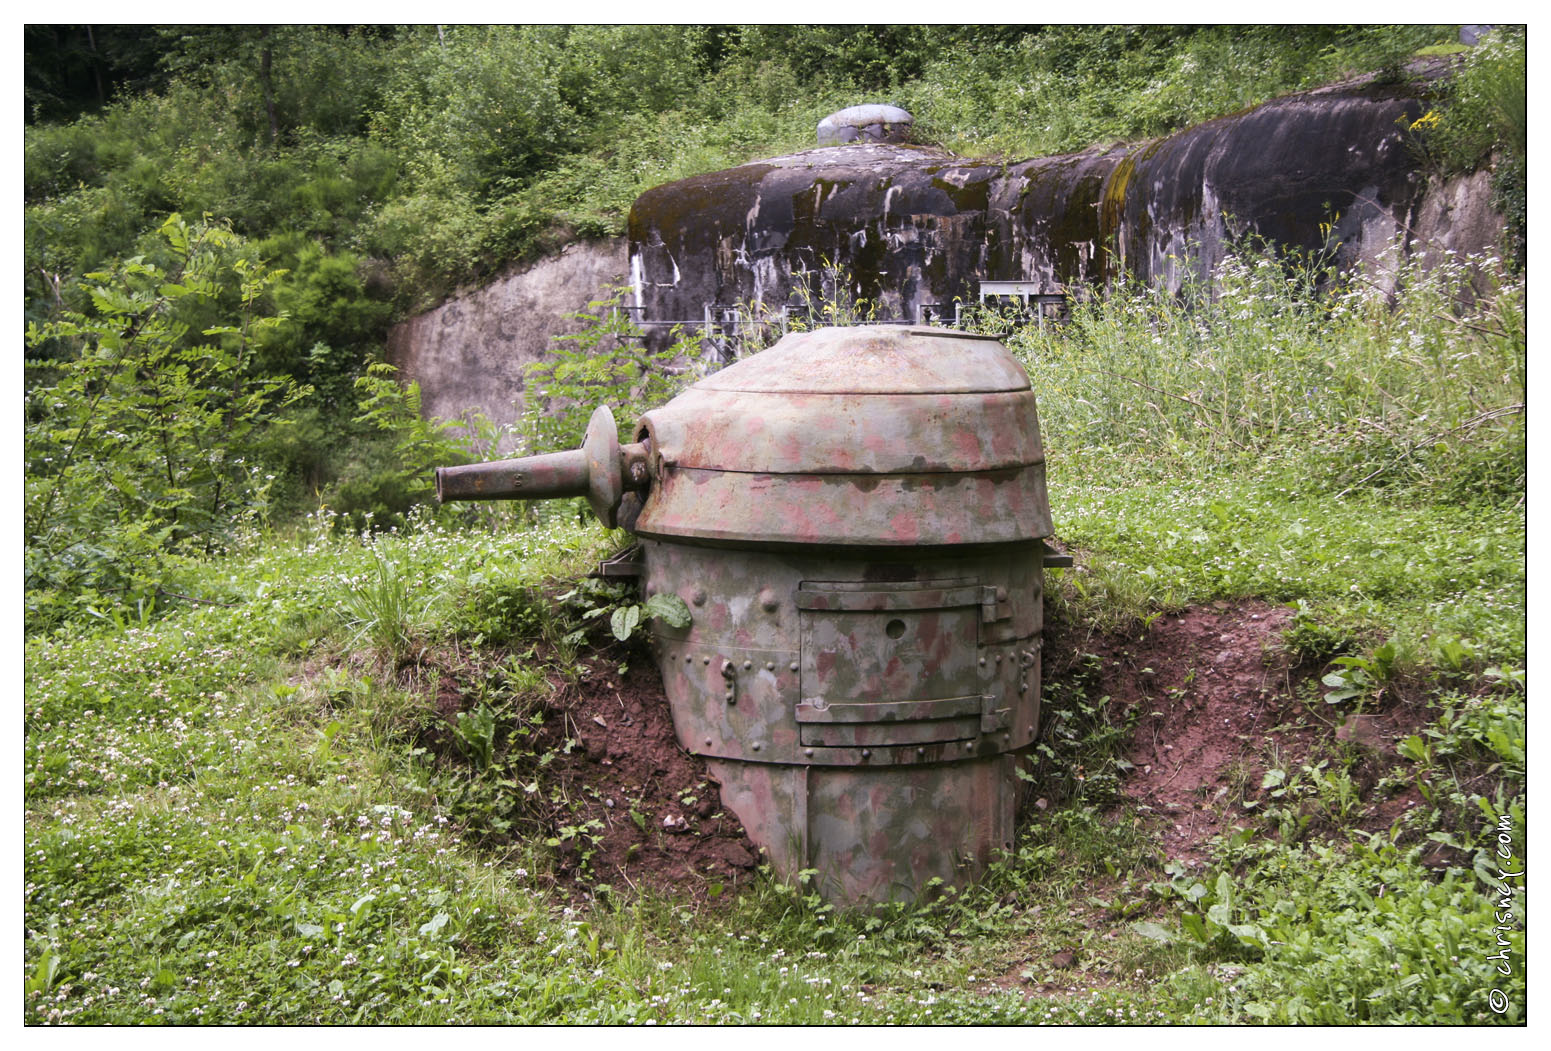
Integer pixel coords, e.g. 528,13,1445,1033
433,405,650,529
435,449,589,503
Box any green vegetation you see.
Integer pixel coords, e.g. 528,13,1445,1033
25,26,1471,313
26,25,1522,585
1407,27,1528,265
520,289,706,454
25,215,306,627
1010,242,1525,664
25,237,1524,1024
24,25,1524,1026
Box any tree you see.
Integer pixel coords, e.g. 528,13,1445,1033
25,214,309,624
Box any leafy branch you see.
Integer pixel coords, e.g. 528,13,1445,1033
24,214,308,616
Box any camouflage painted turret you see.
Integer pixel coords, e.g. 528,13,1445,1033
437,326,1063,903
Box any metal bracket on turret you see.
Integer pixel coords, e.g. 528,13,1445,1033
979,586,1013,623
1040,540,1074,569
591,544,644,579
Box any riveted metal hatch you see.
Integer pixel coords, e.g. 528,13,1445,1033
796,579,985,748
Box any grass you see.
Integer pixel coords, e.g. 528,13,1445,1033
1011,243,1525,662
24,241,1525,1024
1047,474,1524,660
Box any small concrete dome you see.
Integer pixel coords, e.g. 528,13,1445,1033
817,104,913,145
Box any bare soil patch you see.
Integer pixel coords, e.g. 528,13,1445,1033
399,598,1433,904
407,643,761,905
997,600,1438,996
536,655,762,900
1041,600,1431,865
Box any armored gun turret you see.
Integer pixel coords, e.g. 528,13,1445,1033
438,325,1066,903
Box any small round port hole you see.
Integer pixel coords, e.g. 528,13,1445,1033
885,618,907,640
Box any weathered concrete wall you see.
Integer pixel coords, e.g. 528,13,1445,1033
1411,168,1506,261
386,239,628,438
627,144,1000,328
390,65,1504,429
627,64,1504,332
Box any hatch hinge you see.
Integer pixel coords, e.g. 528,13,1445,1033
979,586,1011,623
980,693,1011,734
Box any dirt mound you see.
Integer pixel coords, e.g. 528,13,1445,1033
1083,603,1300,864
413,644,762,904
998,601,1437,997
1047,602,1426,865
408,598,1429,900
539,656,761,900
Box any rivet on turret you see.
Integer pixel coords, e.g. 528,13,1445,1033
995,654,1003,663
751,742,761,752
978,657,986,666
804,749,814,758
706,738,713,747
789,661,799,672
692,588,707,606
759,588,779,612
703,656,711,665
743,660,752,670
765,661,775,671
861,749,871,759
916,747,925,757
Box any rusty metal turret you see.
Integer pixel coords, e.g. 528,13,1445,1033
438,326,1063,903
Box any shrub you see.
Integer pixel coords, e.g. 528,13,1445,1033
519,289,706,453
24,214,308,627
